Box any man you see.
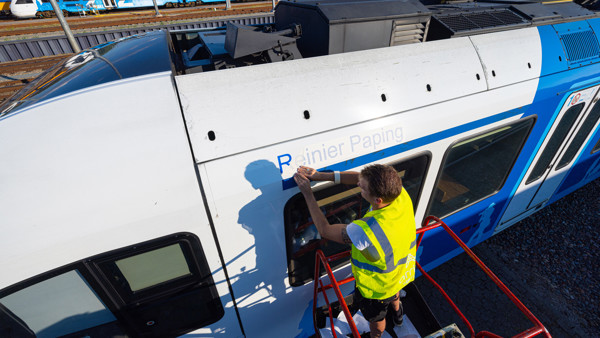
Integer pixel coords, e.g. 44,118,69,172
293,164,416,338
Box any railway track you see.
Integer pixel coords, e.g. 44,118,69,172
0,54,70,105
0,54,66,73
0,3,273,38
0,81,29,104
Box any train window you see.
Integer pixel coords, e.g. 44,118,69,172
556,103,600,169
284,154,430,286
428,118,534,219
96,241,200,302
527,103,585,184
0,233,223,338
0,270,119,338
108,243,192,292
14,0,33,3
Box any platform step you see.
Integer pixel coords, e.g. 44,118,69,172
315,282,442,337
423,324,464,338
318,310,421,338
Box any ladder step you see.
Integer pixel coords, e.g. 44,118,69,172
318,310,422,338
424,323,465,338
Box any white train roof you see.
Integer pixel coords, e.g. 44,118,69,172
175,27,542,164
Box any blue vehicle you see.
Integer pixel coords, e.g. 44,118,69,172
1,0,599,336
10,0,200,18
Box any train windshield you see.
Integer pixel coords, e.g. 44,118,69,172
0,30,173,118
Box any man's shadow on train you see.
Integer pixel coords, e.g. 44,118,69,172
234,160,288,307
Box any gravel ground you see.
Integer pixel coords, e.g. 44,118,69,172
414,178,600,337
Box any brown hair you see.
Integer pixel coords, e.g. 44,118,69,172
360,164,402,203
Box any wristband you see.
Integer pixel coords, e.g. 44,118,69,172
334,171,341,184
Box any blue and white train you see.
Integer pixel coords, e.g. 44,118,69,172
9,0,227,19
1,0,599,336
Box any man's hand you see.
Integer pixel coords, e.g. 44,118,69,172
293,172,313,196
297,166,324,181
297,166,360,185
294,170,351,245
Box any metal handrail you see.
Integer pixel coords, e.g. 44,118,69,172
312,216,552,338
313,250,360,338
417,216,551,338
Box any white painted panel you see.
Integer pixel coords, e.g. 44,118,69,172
0,74,242,335
0,74,241,336
177,37,488,163
0,74,200,283
470,27,543,89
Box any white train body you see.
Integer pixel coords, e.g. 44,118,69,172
9,0,36,18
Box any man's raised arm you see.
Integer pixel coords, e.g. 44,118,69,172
293,172,352,244
297,166,360,185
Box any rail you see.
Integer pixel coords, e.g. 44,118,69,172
313,249,360,338
312,216,552,338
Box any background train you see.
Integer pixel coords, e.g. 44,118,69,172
0,0,10,16
9,0,231,19
1,0,600,336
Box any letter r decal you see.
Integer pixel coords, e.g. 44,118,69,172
277,154,292,173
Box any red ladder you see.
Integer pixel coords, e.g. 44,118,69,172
312,215,552,338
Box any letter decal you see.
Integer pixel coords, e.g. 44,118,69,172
277,154,292,173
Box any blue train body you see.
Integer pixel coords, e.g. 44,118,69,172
413,19,600,272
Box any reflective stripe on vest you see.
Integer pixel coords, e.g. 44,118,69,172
350,188,416,299
351,217,416,273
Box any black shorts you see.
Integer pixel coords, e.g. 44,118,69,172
354,288,399,323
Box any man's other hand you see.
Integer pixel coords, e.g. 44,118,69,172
298,166,325,181
297,166,316,177
293,172,312,195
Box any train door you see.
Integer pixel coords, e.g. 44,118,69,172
497,85,600,232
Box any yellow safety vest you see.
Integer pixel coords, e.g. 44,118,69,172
351,188,417,299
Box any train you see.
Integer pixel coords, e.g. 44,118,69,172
1,0,600,336
8,0,229,19
0,0,10,16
